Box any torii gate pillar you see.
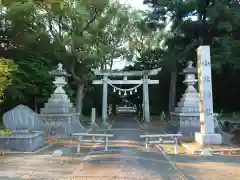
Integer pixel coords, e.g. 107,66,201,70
102,75,108,124
143,75,150,123
91,68,161,124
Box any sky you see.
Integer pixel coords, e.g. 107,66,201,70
119,0,148,10
111,0,149,70
112,0,197,70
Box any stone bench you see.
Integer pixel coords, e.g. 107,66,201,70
140,133,182,154
73,133,114,153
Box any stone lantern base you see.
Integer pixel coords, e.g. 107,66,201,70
195,132,222,145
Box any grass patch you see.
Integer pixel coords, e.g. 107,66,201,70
160,144,186,155
0,158,5,164
0,159,8,164
0,120,4,129
80,116,102,126
219,112,240,122
151,116,168,122
182,141,239,151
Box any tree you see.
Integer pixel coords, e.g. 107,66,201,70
0,58,16,103
0,0,145,117
0,0,58,111
35,0,140,117
87,2,139,70
143,0,240,113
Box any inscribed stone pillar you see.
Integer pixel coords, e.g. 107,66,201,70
102,75,108,123
143,75,150,123
195,46,222,145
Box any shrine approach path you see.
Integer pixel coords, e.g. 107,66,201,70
72,115,188,180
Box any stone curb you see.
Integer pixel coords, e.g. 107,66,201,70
181,143,240,154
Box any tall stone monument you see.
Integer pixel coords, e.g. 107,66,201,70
40,63,85,137
195,46,222,145
170,61,219,140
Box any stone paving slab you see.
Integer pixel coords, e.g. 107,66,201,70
69,135,187,180
71,147,186,180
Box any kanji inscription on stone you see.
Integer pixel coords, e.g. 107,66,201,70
197,46,215,134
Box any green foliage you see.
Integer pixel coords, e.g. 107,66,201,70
1,0,239,115
6,56,54,102
139,0,240,112
0,0,144,115
0,58,17,103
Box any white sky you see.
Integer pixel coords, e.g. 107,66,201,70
111,0,148,70
112,0,197,70
119,0,148,10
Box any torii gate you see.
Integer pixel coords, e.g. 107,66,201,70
91,68,161,124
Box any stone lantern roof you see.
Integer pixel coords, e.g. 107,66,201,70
180,61,197,75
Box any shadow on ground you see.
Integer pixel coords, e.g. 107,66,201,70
168,154,240,180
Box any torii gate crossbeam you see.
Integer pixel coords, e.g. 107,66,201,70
91,68,161,124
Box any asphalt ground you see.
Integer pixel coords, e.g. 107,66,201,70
72,115,188,180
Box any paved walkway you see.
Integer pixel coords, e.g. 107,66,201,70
71,115,187,179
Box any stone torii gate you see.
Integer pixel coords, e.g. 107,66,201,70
91,68,161,124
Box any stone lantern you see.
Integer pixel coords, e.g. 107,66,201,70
40,63,85,137
170,61,201,140
170,61,218,141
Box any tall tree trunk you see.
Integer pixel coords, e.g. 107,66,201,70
168,71,177,114
76,84,85,119
34,96,37,112
109,59,114,70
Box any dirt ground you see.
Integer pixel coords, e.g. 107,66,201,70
1,146,240,180
0,128,108,180
169,154,240,180
0,143,92,180
177,161,240,180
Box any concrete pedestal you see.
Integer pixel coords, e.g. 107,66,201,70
90,108,99,128
0,131,44,152
170,112,219,141
195,132,222,145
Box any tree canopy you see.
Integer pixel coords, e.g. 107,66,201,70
0,0,240,118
